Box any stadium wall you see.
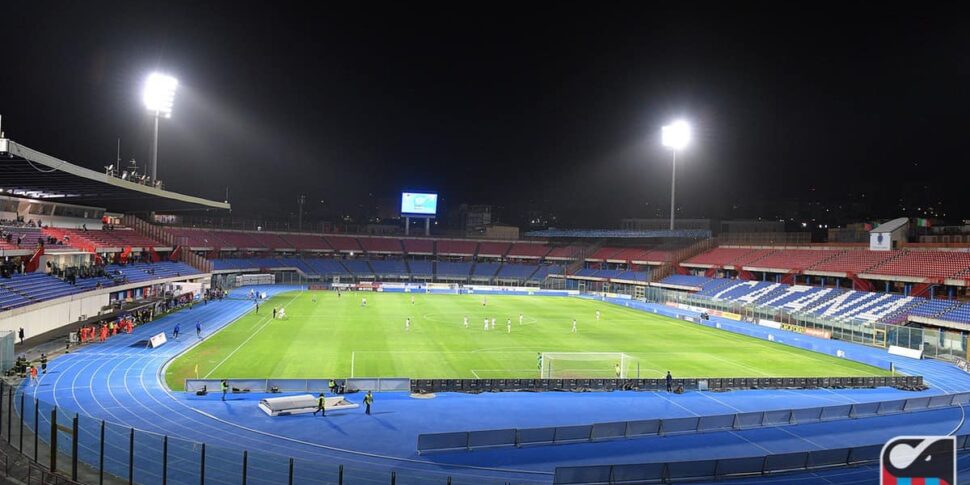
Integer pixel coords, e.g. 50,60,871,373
0,273,210,340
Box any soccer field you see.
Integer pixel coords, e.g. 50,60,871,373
164,291,891,390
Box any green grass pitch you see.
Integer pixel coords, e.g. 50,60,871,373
165,291,891,390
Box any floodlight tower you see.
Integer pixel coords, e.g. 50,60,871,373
142,73,179,185
661,120,691,231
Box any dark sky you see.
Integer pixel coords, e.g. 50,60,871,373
1,3,968,226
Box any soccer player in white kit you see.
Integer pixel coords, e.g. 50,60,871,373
596,310,600,321
361,297,366,307
519,313,524,325
484,318,489,331
411,295,415,305
571,319,577,333
405,317,411,331
464,316,469,328
491,318,496,330
507,320,511,333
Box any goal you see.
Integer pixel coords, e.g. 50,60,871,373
539,352,637,379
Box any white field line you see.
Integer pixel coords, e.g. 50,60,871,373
203,294,300,378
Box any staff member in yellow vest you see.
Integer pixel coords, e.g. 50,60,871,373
363,391,374,415
313,393,326,417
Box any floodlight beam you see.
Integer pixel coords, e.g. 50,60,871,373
143,72,178,184
661,120,691,230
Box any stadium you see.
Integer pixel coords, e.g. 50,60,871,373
2,5,970,485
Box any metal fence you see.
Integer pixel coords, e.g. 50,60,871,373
409,376,921,395
418,392,965,454
183,378,411,394
553,433,970,484
0,381,544,485
644,287,970,361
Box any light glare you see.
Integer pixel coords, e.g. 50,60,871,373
662,120,691,150
143,73,179,118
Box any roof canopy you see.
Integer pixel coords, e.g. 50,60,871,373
0,139,230,212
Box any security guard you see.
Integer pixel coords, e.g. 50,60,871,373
40,353,48,375
221,379,229,401
363,391,374,415
328,378,337,394
313,393,326,417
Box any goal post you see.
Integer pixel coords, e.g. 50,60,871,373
539,352,638,379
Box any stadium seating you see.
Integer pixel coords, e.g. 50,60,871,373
682,247,769,267
585,247,622,262
495,263,539,281
43,228,166,250
358,237,404,254
437,240,478,256
325,236,361,253
436,261,472,278
0,226,44,250
408,260,433,277
937,303,970,324
506,243,551,259
369,259,409,277
865,250,970,280
805,249,896,274
545,245,583,260
529,264,563,281
401,238,434,255
303,259,351,277
573,268,649,281
168,227,226,248
341,260,374,278
746,249,843,271
657,275,712,288
247,232,292,249
279,234,330,251
906,299,960,319
212,258,313,273
476,242,510,258
209,231,262,249
471,262,502,280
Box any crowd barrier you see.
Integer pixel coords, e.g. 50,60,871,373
552,433,970,484
184,377,410,393
615,299,897,370
417,391,967,454
409,375,922,394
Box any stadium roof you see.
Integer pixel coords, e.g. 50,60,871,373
0,139,230,212
871,217,909,234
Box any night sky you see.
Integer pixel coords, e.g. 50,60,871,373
1,3,967,227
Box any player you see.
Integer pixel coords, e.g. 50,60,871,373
277,307,286,319
571,319,577,333
519,313,524,325
405,317,411,331
173,322,181,340
484,318,489,331
196,321,203,339
463,316,468,328
360,296,367,307
596,310,601,321
411,295,415,304
537,353,543,376
507,319,511,333
490,318,496,330
615,362,621,378
482,296,487,307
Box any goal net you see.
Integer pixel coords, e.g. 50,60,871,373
539,352,637,379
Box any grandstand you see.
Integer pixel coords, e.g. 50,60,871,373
8,137,970,485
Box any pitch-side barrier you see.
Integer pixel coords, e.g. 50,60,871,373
417,391,968,454
552,433,970,484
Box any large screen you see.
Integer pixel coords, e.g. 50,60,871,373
401,192,438,215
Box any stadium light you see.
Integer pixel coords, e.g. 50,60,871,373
661,120,691,231
142,72,178,184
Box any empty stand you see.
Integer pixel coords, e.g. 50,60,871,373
358,237,404,254
506,243,551,259
401,239,434,255
476,242,511,258
437,240,477,256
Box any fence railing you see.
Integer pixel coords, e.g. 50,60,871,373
418,391,965,454
410,376,921,395
643,286,970,361
0,381,539,485
553,434,970,484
